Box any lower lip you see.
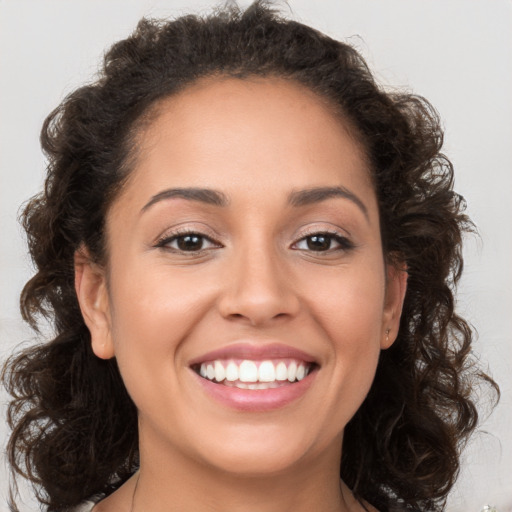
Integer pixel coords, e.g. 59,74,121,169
192,370,317,412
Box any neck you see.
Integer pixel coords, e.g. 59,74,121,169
132,429,360,512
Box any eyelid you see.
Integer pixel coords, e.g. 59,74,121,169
154,226,223,251
291,226,355,252
293,223,351,241
152,223,354,254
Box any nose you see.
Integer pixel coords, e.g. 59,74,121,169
217,244,300,327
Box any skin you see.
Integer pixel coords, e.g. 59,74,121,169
75,77,407,512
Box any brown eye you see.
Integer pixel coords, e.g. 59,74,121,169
156,232,220,252
306,234,332,251
176,234,204,251
293,232,354,253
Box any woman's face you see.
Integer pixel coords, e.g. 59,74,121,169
77,77,406,477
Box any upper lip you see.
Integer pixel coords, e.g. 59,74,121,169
188,342,318,366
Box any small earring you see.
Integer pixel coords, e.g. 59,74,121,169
385,328,390,342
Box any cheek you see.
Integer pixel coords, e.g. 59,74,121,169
106,263,217,391
302,261,385,406
304,259,386,339
110,259,214,333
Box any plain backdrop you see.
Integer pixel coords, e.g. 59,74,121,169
1,1,511,511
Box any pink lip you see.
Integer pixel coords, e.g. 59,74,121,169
188,342,319,412
188,342,317,366
191,367,317,412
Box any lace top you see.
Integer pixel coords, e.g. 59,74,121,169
73,502,96,512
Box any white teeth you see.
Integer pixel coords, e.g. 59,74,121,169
214,361,225,382
227,381,281,390
276,362,288,381
239,360,258,382
287,361,297,382
225,362,239,381
197,359,313,385
258,360,275,382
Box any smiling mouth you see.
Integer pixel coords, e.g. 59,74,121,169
192,359,316,390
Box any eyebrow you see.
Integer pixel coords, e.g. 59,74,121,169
141,187,229,213
288,186,369,219
141,185,368,219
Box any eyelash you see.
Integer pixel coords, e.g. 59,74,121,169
154,229,222,254
154,229,354,254
292,230,355,253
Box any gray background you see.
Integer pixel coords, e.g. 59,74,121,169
1,1,511,510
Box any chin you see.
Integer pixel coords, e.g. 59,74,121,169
188,422,333,477
203,447,310,477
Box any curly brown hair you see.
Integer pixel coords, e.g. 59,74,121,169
2,2,498,511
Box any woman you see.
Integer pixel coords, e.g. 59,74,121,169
1,2,498,511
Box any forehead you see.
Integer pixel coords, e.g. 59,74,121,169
143,76,367,163
117,76,374,212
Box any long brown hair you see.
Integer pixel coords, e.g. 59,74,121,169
2,2,498,511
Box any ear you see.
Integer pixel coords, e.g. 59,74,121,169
74,247,115,359
380,263,408,350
